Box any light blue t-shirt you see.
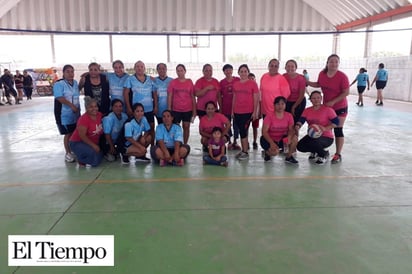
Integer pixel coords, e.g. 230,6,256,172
124,75,156,112
106,72,130,103
155,123,183,148
124,116,151,147
102,112,128,142
356,73,369,87
154,76,173,117
53,79,80,125
376,69,388,81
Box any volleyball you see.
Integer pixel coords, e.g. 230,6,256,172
307,124,323,138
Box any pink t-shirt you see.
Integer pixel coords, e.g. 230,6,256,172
301,105,337,139
220,77,240,115
283,73,306,102
195,77,220,111
263,111,294,142
260,73,290,115
317,70,349,110
233,80,259,114
167,78,194,112
70,112,103,144
199,113,229,135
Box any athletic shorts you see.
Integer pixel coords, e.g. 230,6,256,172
144,111,155,124
357,86,366,94
335,107,348,118
172,111,192,124
56,123,76,135
376,81,387,90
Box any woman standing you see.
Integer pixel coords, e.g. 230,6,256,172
23,70,33,100
295,91,339,165
350,67,370,107
167,64,196,144
194,64,221,117
80,62,110,116
371,63,388,106
307,54,349,164
232,64,259,161
69,97,104,167
283,60,306,124
106,60,130,109
53,64,81,162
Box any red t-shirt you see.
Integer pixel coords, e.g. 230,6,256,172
194,77,220,111
233,80,259,114
263,111,294,142
317,70,349,110
199,113,229,135
301,105,337,139
220,77,240,115
167,78,194,112
283,73,306,102
70,112,103,144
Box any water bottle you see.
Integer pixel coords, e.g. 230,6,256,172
282,137,289,154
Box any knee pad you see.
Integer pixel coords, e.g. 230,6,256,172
334,127,344,137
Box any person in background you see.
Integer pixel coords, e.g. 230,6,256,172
154,63,173,124
53,64,81,163
232,64,259,161
371,63,388,106
295,91,339,165
194,64,221,118
283,59,306,125
307,54,349,164
102,99,128,162
203,126,228,167
120,102,152,164
350,67,370,107
248,72,261,150
167,64,196,144
123,60,157,144
151,110,190,167
69,96,104,167
1,69,19,105
14,70,24,103
79,62,110,116
302,69,310,96
23,70,33,100
220,64,240,150
261,96,298,164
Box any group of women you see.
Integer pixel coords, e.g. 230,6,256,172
53,54,351,167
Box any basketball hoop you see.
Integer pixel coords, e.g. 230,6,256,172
192,43,198,48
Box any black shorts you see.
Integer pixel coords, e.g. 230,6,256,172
197,109,206,118
357,86,366,94
144,111,155,124
56,123,76,135
335,107,348,118
172,111,192,124
376,81,387,90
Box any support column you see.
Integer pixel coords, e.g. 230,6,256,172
332,33,340,54
364,26,372,58
109,35,114,63
50,34,56,64
222,35,226,62
167,35,170,63
278,34,282,60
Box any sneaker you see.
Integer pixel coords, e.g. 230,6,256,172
359,103,363,107
232,143,241,150
375,100,379,105
136,156,151,163
377,102,383,106
221,161,228,167
315,156,327,165
253,142,258,150
104,153,116,162
264,153,271,162
176,158,184,166
285,155,299,164
308,152,317,160
159,159,167,167
120,153,130,164
331,153,342,164
356,102,359,105
65,153,75,163
238,151,249,161
78,162,92,168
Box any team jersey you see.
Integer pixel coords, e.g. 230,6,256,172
194,77,220,111
199,113,229,135
124,75,156,112
260,73,290,115
154,76,173,117
376,68,388,81
232,79,259,114
102,112,128,142
317,70,350,110
220,77,240,115
124,116,151,147
263,111,294,142
155,123,183,148
283,73,306,102
167,78,195,112
53,79,81,125
356,73,369,87
106,72,130,103
300,105,338,139
70,112,103,144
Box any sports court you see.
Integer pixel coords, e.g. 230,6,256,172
1,94,412,273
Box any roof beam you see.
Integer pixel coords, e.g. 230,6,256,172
336,4,412,30
0,0,22,18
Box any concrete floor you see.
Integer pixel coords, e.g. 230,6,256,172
1,94,412,274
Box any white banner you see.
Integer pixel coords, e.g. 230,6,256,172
8,235,114,266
